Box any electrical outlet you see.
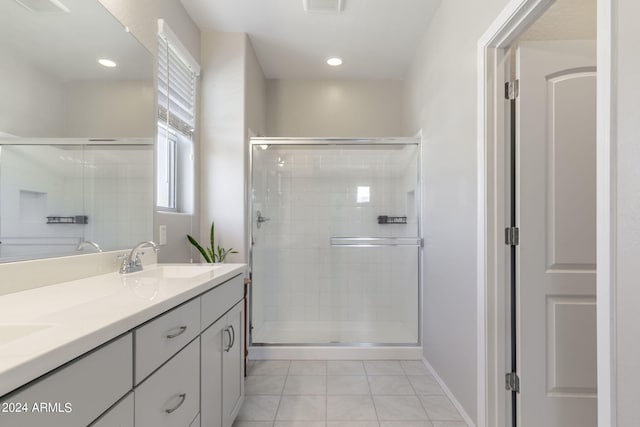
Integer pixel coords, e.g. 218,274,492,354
159,225,167,245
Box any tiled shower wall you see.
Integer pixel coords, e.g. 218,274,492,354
252,145,420,343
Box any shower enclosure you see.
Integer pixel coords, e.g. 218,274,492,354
249,138,421,346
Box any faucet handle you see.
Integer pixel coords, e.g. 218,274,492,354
116,253,130,274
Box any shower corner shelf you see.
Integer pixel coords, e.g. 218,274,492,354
377,215,407,225
46,215,88,224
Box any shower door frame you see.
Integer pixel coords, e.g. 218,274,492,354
247,137,423,347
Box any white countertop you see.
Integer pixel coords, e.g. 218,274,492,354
0,263,246,397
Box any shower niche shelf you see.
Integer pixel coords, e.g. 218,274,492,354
377,216,407,224
46,216,88,224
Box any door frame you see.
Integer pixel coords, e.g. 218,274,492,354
476,1,616,427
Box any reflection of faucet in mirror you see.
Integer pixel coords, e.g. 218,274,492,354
120,241,159,275
76,240,103,253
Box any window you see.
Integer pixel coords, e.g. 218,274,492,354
156,20,200,211
357,186,370,203
156,123,177,209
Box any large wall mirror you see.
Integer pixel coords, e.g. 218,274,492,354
0,0,154,262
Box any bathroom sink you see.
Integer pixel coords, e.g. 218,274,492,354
0,324,52,346
142,265,221,279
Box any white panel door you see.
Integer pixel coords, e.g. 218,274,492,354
516,40,596,427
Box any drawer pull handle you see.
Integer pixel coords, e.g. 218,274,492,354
224,327,232,352
165,393,186,414
229,324,236,349
165,326,188,339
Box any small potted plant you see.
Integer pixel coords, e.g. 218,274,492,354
187,222,238,263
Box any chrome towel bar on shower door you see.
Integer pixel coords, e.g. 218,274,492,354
329,237,422,247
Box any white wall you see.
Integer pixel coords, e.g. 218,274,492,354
0,52,65,137
266,79,404,137
0,57,154,139
99,0,201,262
197,33,265,263
246,41,268,137
200,32,249,262
403,0,510,422
64,81,154,138
613,0,640,424
98,0,200,61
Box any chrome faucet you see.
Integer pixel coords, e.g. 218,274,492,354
76,240,103,252
119,241,158,274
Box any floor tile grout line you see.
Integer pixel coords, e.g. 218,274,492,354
270,360,289,424
365,366,382,423
243,360,463,426
323,362,330,423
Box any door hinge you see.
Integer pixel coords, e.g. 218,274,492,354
506,372,520,393
505,227,519,246
505,80,519,100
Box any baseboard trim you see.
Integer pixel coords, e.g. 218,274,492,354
422,357,476,427
248,346,423,360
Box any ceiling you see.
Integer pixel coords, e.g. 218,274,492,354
179,0,441,80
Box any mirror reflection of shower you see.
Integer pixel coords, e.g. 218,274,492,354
250,138,421,346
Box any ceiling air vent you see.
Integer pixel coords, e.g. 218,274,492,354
13,0,70,14
303,0,345,14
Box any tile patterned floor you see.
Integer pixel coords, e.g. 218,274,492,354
233,360,468,427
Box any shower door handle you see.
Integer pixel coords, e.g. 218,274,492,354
256,210,270,228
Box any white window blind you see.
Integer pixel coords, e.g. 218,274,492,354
157,20,200,136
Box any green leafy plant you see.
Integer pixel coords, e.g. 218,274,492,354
187,222,238,263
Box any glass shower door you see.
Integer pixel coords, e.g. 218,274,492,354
250,140,420,345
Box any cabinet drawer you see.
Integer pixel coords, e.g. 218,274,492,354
0,333,132,427
135,298,200,384
201,274,243,329
90,392,133,427
135,338,200,427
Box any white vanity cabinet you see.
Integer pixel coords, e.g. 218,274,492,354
133,273,244,427
200,275,245,427
0,267,246,427
0,333,132,427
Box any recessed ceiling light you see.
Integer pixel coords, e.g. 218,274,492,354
98,58,117,68
327,57,343,66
